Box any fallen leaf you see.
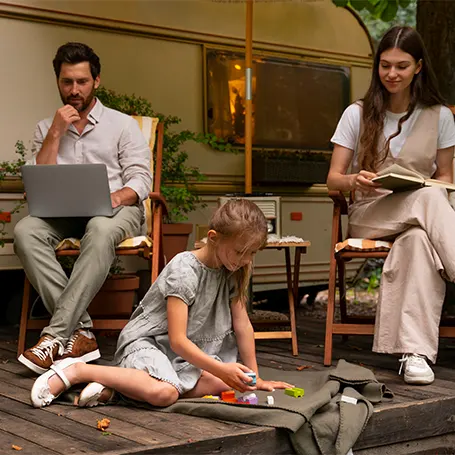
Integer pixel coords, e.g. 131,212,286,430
12,445,22,451
296,365,313,371
97,418,111,431
270,360,278,364
102,432,112,436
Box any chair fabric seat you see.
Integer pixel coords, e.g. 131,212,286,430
335,238,393,254
55,236,152,252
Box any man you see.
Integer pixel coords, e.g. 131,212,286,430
14,42,152,374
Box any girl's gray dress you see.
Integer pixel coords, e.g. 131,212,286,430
114,251,239,394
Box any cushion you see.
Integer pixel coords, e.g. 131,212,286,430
55,235,152,252
196,234,307,249
335,238,393,253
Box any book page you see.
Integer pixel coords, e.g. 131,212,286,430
424,179,455,192
377,163,424,180
372,174,424,192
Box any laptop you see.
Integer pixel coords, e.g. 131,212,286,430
21,164,120,217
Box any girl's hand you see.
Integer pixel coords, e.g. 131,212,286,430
256,377,294,392
217,363,256,393
352,170,381,193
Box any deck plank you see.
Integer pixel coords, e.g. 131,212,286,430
356,395,455,450
0,405,99,454
0,427,58,455
0,388,133,453
0,368,179,448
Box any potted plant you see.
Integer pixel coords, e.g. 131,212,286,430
95,86,232,260
58,255,140,318
0,141,26,248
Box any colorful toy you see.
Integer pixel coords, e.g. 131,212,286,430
285,387,305,398
244,372,257,385
202,395,220,400
266,396,274,405
221,390,237,402
246,393,258,404
238,393,258,405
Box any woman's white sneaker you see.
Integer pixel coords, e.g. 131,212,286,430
399,353,434,385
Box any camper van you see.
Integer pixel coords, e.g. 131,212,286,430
0,0,372,301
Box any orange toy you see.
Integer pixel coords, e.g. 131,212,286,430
221,390,237,402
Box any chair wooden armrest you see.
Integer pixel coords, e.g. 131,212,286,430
148,191,168,216
328,190,348,215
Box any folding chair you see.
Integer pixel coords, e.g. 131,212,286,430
17,117,167,356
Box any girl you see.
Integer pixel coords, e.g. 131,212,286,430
327,26,455,385
31,199,293,408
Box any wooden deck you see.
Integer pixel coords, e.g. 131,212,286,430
2,308,455,454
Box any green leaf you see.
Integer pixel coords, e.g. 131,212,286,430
332,0,348,6
348,0,369,12
362,1,377,13
398,0,411,7
380,0,398,21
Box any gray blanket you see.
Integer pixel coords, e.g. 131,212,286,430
159,360,393,455
58,359,392,455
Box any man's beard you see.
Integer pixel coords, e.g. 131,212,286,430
60,86,96,113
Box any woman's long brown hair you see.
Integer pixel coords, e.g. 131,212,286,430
359,26,445,172
209,199,267,304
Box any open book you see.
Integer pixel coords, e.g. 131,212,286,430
371,164,455,193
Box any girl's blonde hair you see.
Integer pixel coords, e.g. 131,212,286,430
209,199,268,303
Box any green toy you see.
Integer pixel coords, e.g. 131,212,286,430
285,387,305,398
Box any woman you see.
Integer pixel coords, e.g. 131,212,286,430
327,26,455,384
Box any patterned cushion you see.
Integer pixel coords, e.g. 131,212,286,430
335,238,393,253
55,236,152,252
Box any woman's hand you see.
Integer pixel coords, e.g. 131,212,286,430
217,363,256,393
256,377,294,392
352,170,381,193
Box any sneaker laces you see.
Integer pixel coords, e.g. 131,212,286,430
63,331,80,355
398,353,427,375
30,336,64,361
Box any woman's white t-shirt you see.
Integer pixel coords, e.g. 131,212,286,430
331,103,455,165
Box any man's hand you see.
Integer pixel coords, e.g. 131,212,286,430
110,188,138,208
48,105,81,138
111,192,123,208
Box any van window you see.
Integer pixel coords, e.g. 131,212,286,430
206,48,350,151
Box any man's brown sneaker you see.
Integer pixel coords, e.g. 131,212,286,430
58,329,101,363
18,335,64,374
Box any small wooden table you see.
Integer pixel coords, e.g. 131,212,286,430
254,241,311,356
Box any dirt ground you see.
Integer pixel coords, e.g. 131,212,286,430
299,288,379,320
252,287,380,321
